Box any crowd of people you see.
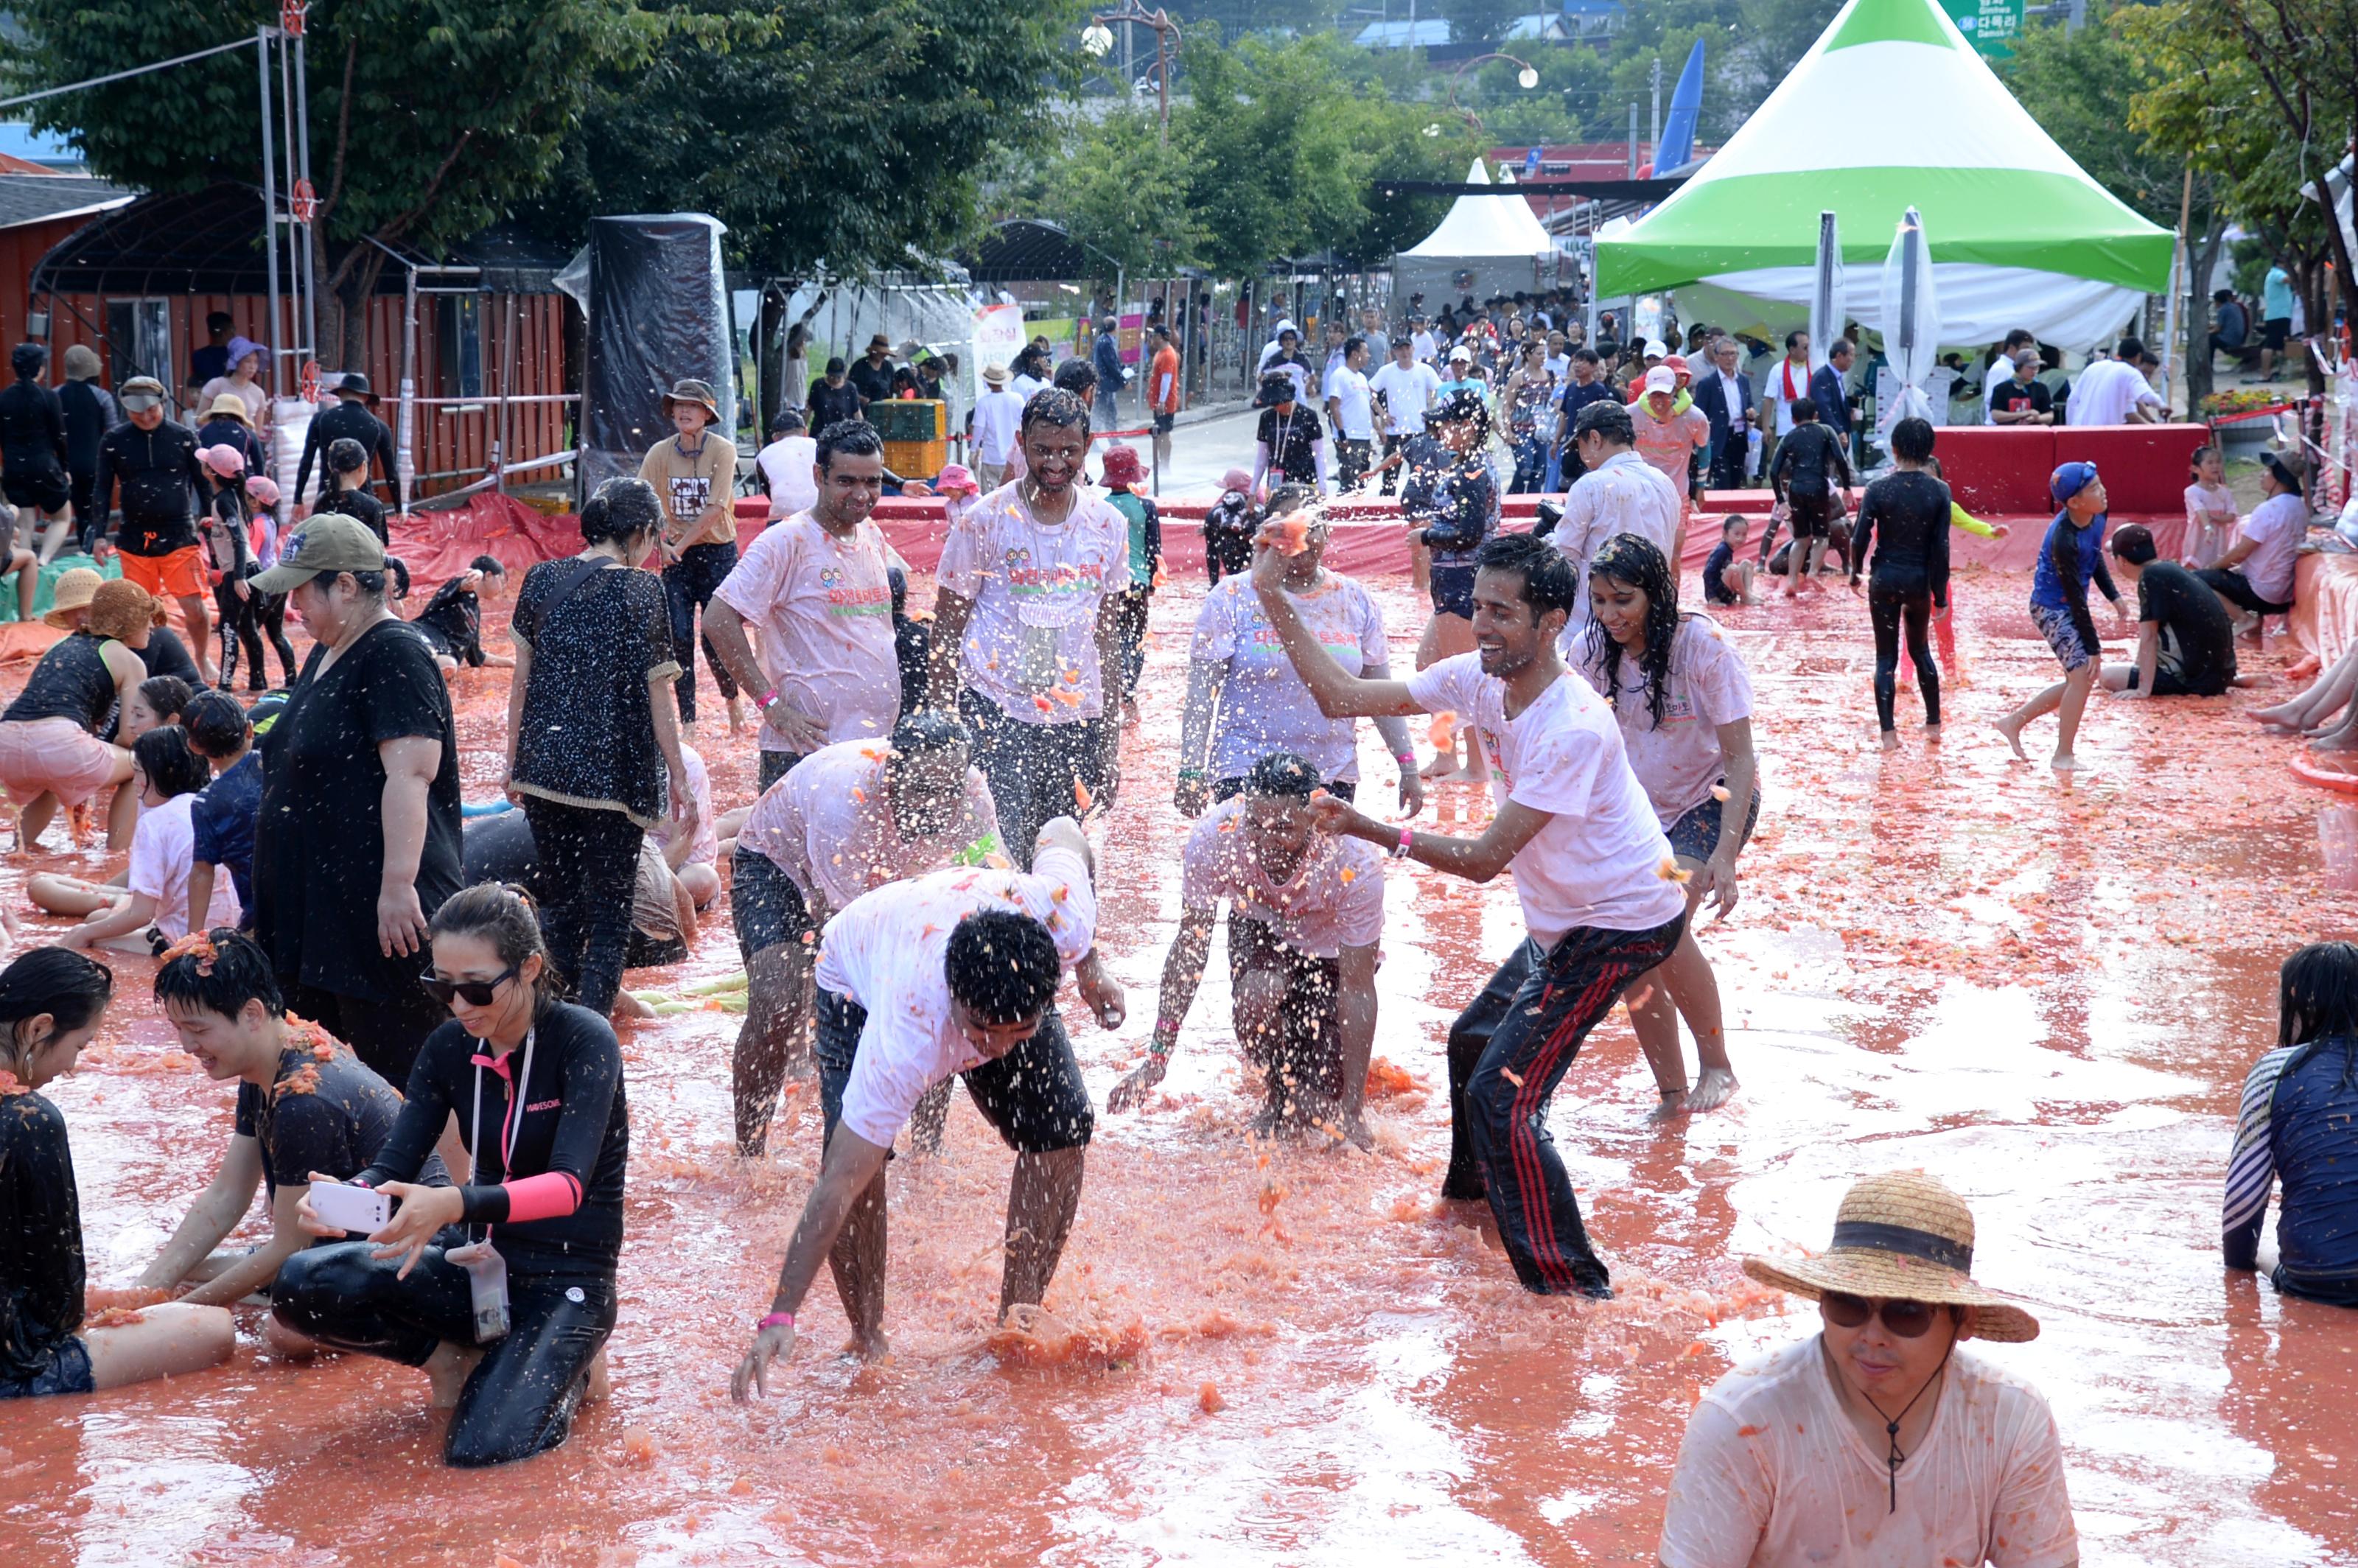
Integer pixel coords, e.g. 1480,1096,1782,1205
1,292,2352,1567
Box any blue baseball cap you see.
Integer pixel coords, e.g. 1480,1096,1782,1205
2050,461,2101,506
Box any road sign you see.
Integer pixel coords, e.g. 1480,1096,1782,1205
1941,0,2025,56
290,179,318,225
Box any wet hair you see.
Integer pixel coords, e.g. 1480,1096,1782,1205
1021,387,1090,435
327,437,368,476
1245,751,1319,799
1889,416,1935,463
888,563,909,618
580,476,664,547
1474,531,1578,623
769,410,805,438
383,556,410,601
1052,358,1098,397
1583,533,1682,727
138,674,194,727
1267,482,1314,515
884,710,970,782
1433,386,1491,439
12,342,46,380
154,928,284,1021
0,947,113,1076
2109,524,2158,566
133,725,210,799
428,882,562,1017
1574,399,1634,447
943,909,1060,1027
469,553,506,578
181,690,252,759
814,418,884,473
2279,941,2358,1088
1790,397,1819,424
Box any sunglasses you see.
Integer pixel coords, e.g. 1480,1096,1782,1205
419,965,519,1008
1820,1292,1943,1339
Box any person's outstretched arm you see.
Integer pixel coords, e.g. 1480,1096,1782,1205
1106,903,1218,1111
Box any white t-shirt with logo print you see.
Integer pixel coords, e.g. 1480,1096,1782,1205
938,482,1129,725
1403,654,1685,945
1192,571,1389,783
1179,796,1384,958
712,511,899,753
1572,615,1754,827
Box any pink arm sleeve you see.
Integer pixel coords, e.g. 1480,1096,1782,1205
499,1171,582,1225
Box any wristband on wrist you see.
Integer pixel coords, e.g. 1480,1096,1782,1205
1392,825,1414,860
755,688,779,710
1178,767,1204,780
759,1310,795,1331
1395,752,1416,768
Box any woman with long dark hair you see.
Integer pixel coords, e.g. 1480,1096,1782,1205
1575,533,1754,1116
275,882,629,1465
0,947,234,1399
2223,941,2358,1305
1847,416,1951,751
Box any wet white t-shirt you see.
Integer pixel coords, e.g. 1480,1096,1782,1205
1192,572,1388,783
1659,1337,2078,1568
1403,654,1685,945
712,511,900,754
1572,615,1754,827
2237,491,2308,605
814,844,1095,1147
736,738,1000,914
130,792,242,942
1179,797,1384,958
938,483,1129,724
756,436,817,519
648,743,716,867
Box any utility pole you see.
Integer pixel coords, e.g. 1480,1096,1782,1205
1650,56,1662,158
1627,102,1639,177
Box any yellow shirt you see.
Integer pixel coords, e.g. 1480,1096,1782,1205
639,433,739,550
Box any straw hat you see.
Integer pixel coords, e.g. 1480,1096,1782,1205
43,567,102,629
206,392,253,424
1740,1171,2040,1343
982,363,1009,387
84,578,167,643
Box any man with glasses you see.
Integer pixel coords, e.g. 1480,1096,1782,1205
1657,1170,2076,1568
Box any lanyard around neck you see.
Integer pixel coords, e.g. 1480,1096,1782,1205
469,1027,538,1190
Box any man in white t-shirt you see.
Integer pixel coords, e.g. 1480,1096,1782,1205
1245,529,1687,1297
704,419,900,793
969,364,1025,490
1659,1170,2076,1568
1409,314,1438,365
730,815,1124,1398
1982,327,2037,404
1760,329,1813,444
1324,336,1378,492
2198,449,2310,623
929,388,1129,865
1368,338,1442,498
1552,398,1684,612
755,411,817,522
1109,752,1385,1142
2065,337,2164,425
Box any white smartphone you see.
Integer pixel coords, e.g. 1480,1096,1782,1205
309,1182,391,1236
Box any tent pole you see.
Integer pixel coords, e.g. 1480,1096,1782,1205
257,27,285,522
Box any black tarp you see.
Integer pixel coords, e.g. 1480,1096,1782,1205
576,213,735,497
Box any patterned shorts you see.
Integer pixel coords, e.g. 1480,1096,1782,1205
2029,601,2093,673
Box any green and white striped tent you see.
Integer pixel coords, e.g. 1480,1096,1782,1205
1593,0,2174,349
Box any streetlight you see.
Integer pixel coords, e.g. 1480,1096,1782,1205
1444,52,1541,136
1082,6,1181,143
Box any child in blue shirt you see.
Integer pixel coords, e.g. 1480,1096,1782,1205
1996,461,2127,770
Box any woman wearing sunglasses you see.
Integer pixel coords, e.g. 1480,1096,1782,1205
270,882,628,1468
1656,1170,2077,1568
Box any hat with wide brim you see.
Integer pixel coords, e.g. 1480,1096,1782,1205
84,578,167,643
659,379,721,424
982,364,1009,385
206,393,253,424
43,567,102,629
1740,1169,2040,1343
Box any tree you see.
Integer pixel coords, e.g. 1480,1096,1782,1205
1441,0,1528,48
530,0,1083,276
1046,108,1205,281
4,0,654,365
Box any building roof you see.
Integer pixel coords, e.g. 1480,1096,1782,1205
1354,18,1452,48
29,183,433,298
0,174,133,234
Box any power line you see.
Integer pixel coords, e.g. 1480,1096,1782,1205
0,35,258,113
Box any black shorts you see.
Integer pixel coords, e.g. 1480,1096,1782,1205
1788,491,1835,539
1211,775,1354,805
2264,317,2292,351
1665,785,1762,864
814,986,1094,1155
1431,561,1477,619
1228,910,1343,1110
2,466,71,515
732,845,815,957
2194,566,2294,618
1152,411,1175,435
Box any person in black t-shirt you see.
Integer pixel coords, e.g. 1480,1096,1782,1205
1988,354,2054,425
0,342,71,558
2102,524,2246,699
410,555,514,678
1767,399,1853,597
276,884,629,1466
847,334,898,409
1700,515,1760,606
0,947,234,1400
1250,371,1327,494
807,358,862,431
136,931,441,1356
294,373,403,514
311,437,388,543
1848,417,1952,744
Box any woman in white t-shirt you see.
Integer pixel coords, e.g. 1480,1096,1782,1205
755,411,818,522
1574,533,1753,1116
46,727,240,951
2183,443,2239,569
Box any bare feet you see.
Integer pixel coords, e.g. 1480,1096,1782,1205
2049,750,2082,771
1923,722,1942,744
1647,1088,1691,1122
727,694,748,735
852,1327,892,1363
583,1346,612,1404
2310,729,2358,755
1878,729,1900,752
1421,753,1464,781
1122,698,1141,727
1994,713,2029,761
613,990,657,1021
1684,1065,1738,1113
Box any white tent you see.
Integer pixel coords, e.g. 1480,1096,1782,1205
1593,0,2172,348
1391,160,1560,312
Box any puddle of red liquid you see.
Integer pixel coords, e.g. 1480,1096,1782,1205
1,563,2354,1567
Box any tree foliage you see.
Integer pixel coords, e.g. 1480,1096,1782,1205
529,0,1084,276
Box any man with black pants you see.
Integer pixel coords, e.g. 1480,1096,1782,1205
1766,398,1853,594
57,346,116,556
1691,337,1753,493
1325,335,1376,492
1245,530,1688,1297
2102,523,2242,698
294,373,402,514
1,342,73,561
